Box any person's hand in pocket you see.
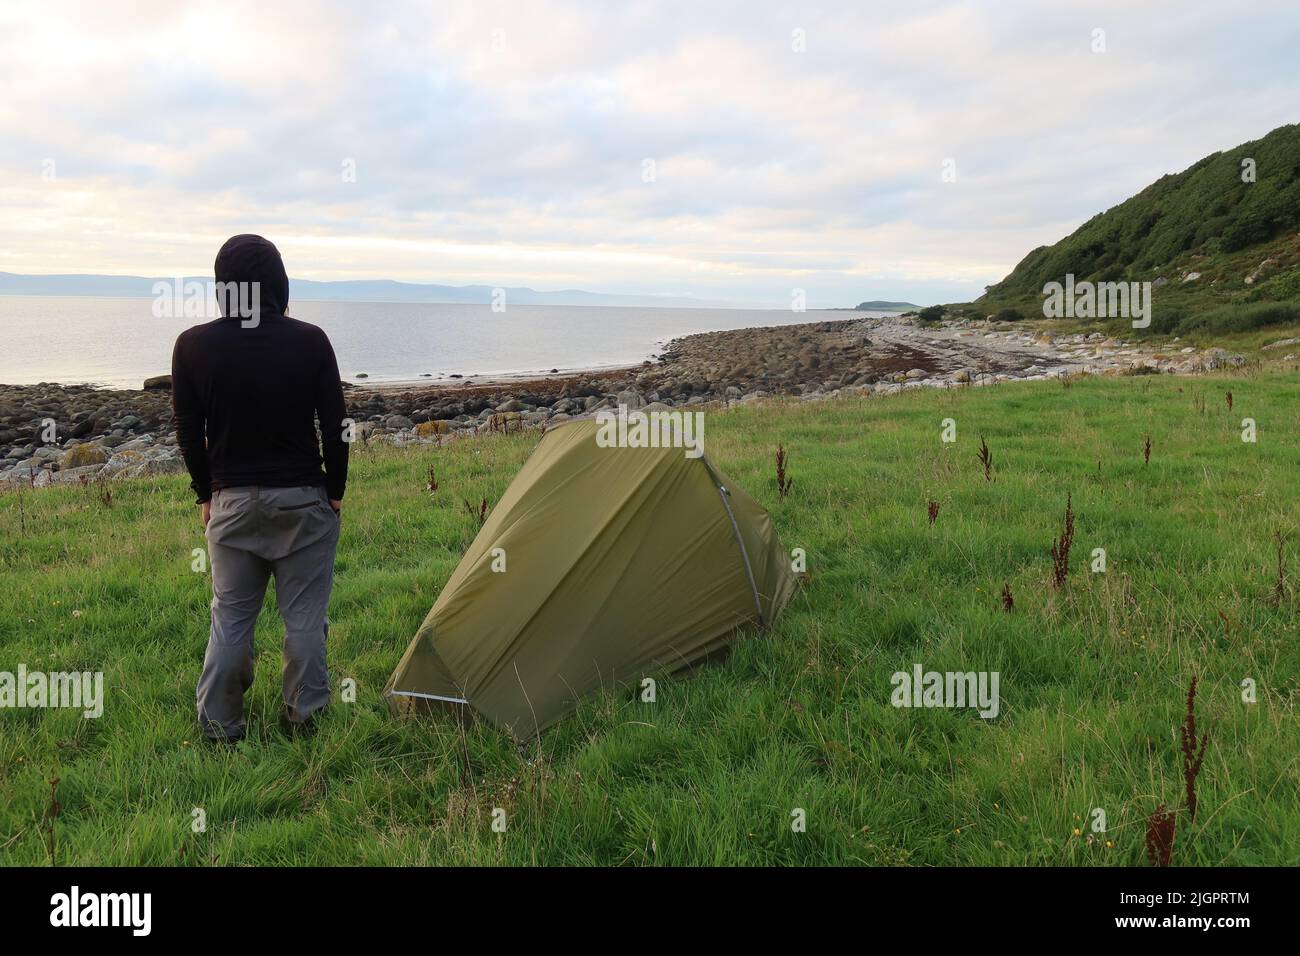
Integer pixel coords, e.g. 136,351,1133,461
330,499,342,516
202,500,211,527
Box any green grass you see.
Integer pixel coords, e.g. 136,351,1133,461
2,371,1298,866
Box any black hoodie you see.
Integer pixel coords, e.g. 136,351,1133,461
171,234,348,503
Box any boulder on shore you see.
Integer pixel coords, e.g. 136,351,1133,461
60,443,110,470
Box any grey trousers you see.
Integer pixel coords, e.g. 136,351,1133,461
196,485,340,739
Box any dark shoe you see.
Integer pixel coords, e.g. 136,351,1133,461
279,709,323,739
200,720,244,745
203,731,243,746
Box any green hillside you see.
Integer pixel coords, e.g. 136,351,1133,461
973,124,1300,335
857,300,921,311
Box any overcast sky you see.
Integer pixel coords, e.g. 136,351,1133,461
0,1,1295,307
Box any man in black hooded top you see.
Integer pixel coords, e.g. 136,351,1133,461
172,234,349,741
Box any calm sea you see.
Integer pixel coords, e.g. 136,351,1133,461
0,296,882,390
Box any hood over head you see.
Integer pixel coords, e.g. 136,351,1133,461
213,234,290,321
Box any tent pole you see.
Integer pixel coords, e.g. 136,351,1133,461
703,459,765,627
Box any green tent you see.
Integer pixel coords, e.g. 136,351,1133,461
384,416,797,737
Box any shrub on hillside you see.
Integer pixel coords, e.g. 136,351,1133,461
1175,301,1300,336
918,305,946,325
1248,267,1300,301
1145,304,1186,336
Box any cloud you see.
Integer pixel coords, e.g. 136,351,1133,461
0,0,1295,306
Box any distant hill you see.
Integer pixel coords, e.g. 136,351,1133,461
856,300,920,311
0,272,738,310
974,123,1300,335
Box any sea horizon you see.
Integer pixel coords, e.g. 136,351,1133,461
0,294,889,390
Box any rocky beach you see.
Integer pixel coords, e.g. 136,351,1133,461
0,314,1259,490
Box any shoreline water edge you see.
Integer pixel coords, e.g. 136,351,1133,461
0,314,1259,490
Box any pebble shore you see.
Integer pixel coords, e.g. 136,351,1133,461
1,314,1258,490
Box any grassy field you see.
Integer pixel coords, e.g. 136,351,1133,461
1,369,1297,866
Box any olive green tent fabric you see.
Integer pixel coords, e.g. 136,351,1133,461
384,417,797,737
